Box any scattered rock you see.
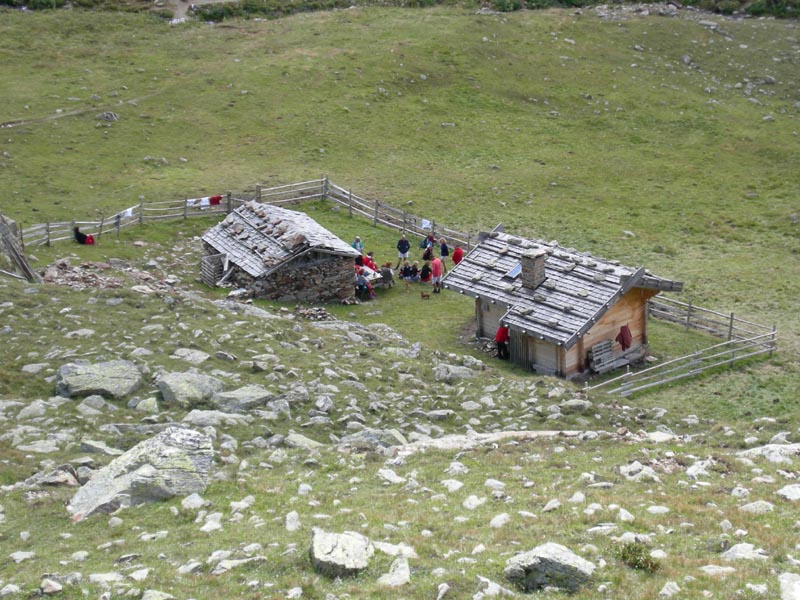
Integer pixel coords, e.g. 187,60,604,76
309,528,374,577
68,427,213,522
56,360,143,399
504,542,596,593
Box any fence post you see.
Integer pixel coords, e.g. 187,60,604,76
256,185,262,202
402,212,407,233
115,214,121,238
770,325,776,357
183,198,188,220
226,192,232,214
348,190,353,218
373,199,379,226
138,200,144,226
97,217,105,240
46,222,51,247
322,175,329,201
685,300,693,330
727,312,735,341
18,222,24,250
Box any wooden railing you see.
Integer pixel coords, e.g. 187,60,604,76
17,177,477,250
648,295,773,340
586,329,778,397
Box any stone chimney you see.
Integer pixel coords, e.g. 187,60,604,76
520,249,548,289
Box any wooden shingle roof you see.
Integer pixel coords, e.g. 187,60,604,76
442,228,682,349
202,202,359,277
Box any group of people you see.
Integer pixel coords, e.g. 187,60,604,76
351,232,465,298
393,233,464,294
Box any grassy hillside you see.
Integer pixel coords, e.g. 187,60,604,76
0,8,798,598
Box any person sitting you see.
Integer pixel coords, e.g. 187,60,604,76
363,252,377,271
352,236,364,253
74,226,94,245
354,268,375,300
422,245,433,262
420,260,432,283
380,262,395,288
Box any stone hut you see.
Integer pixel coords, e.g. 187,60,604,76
442,226,683,378
201,201,360,302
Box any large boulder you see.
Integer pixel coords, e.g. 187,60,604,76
56,360,143,399
504,542,596,593
309,528,374,577
156,372,224,408
68,427,213,522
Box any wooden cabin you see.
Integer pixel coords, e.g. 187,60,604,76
442,227,683,378
201,201,360,303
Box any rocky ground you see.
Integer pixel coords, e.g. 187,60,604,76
0,237,798,599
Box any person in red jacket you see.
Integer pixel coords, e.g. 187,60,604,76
451,244,464,266
495,324,510,360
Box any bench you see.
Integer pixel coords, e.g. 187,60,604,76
589,341,647,374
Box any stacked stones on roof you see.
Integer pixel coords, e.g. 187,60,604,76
202,202,360,303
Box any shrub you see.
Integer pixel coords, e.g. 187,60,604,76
616,542,661,573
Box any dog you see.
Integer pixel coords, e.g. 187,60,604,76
420,291,431,300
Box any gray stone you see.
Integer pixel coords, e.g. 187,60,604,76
16,439,59,453
699,565,736,577
739,500,774,514
171,348,211,365
56,360,143,399
737,443,800,464
659,581,680,597
777,484,800,501
285,432,325,450
141,591,175,600
9,551,35,563
309,528,374,577
68,427,213,522
17,400,49,420
80,439,124,456
780,573,800,600
40,578,63,595
619,461,660,483
210,384,272,412
721,543,768,561
377,557,411,587
559,398,592,413
182,409,252,427
157,371,224,408
338,428,408,451
504,542,596,593
433,364,477,382
286,510,301,532
210,556,265,576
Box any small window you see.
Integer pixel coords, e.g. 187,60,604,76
504,262,522,279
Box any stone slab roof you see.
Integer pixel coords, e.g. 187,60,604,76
202,202,360,277
442,228,682,349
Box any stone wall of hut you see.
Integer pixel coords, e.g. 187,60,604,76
228,252,355,303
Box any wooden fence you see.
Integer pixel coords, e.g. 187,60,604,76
585,329,778,397
647,295,774,340
325,181,475,249
17,177,477,250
